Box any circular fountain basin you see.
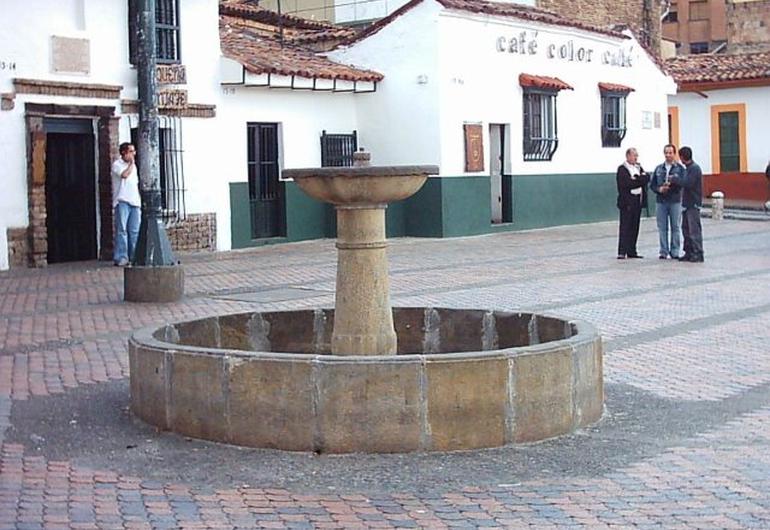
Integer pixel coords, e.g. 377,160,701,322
129,308,602,453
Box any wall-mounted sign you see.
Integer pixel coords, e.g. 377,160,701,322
51,36,90,74
642,111,653,129
156,64,187,85
464,124,484,172
496,31,634,68
159,89,188,109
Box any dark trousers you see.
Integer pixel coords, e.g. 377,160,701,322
682,207,704,259
617,202,642,257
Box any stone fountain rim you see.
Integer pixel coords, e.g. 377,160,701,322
282,165,440,179
130,307,598,362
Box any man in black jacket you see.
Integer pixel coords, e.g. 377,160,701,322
669,146,704,262
616,147,649,259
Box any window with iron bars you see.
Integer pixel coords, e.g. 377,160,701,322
128,0,181,64
601,92,627,148
320,130,358,167
522,89,559,161
129,115,187,225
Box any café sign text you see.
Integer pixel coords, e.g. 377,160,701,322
496,31,633,68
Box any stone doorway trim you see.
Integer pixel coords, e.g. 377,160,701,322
24,103,119,267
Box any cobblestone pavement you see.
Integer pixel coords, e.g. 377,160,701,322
1,218,770,529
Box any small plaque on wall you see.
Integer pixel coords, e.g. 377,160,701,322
464,123,484,172
51,36,90,74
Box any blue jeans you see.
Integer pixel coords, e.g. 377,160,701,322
114,201,141,264
655,201,682,258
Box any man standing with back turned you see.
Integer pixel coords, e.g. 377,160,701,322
650,144,685,259
670,146,704,263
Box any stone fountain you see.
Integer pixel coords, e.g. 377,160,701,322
129,156,603,453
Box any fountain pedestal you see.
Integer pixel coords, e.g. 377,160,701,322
333,204,396,354
283,165,438,355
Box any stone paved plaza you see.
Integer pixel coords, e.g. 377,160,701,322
1,217,769,529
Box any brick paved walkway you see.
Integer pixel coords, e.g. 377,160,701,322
1,218,769,529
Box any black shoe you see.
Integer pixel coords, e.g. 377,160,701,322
659,255,667,260
628,254,643,259
688,256,704,263
617,255,626,260
677,255,691,262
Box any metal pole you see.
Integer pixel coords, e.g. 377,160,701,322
133,0,177,267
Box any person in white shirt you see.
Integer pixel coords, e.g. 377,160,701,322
111,143,142,266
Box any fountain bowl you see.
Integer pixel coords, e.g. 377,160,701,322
284,166,438,205
129,307,603,453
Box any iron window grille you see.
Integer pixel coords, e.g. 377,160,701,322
601,92,628,148
522,89,559,161
247,123,285,239
128,0,181,64
320,130,358,167
129,115,187,225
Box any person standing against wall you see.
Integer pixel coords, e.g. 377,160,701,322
669,146,704,263
616,147,649,259
650,144,685,259
111,142,142,267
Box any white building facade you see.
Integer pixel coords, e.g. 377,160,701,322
330,0,675,235
0,0,222,269
667,52,770,206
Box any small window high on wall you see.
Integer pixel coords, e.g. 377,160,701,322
599,83,634,148
519,74,573,162
128,0,181,64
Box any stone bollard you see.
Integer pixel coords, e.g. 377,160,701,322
711,191,724,220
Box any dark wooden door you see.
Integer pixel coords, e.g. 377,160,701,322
247,123,284,239
45,133,97,263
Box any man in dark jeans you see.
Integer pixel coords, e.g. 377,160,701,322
669,146,704,263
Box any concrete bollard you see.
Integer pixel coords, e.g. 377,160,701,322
711,191,724,220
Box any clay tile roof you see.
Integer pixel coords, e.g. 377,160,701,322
598,82,634,92
220,16,383,83
666,51,770,87
341,0,626,47
519,73,573,91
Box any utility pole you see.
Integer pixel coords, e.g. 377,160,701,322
124,0,185,302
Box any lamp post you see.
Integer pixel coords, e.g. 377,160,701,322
124,0,184,302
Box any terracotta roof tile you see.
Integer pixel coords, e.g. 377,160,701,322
666,52,770,86
220,16,383,83
519,73,573,91
598,82,634,92
341,0,626,47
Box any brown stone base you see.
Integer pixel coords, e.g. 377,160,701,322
166,213,217,252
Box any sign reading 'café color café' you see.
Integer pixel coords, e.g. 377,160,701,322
496,31,634,67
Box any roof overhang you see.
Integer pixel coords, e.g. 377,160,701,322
219,57,377,93
677,77,770,92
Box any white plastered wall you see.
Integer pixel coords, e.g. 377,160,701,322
329,0,443,168
435,11,675,176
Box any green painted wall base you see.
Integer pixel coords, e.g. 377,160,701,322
230,174,651,249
